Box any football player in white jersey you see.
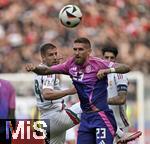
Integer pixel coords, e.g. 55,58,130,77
101,43,142,144
34,43,81,144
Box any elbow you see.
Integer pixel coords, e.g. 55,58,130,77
120,99,126,105
43,96,51,100
127,65,131,73
121,64,131,73
118,92,127,105
123,64,131,73
44,95,54,100
43,95,50,100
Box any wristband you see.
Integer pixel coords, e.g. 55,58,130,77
110,68,116,73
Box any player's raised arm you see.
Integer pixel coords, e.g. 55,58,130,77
111,63,131,74
25,63,54,75
97,63,131,79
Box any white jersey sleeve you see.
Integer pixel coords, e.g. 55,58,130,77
114,74,128,92
107,73,128,98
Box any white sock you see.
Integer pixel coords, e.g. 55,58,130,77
116,127,124,138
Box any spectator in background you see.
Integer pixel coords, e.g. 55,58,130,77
0,79,16,144
0,0,149,74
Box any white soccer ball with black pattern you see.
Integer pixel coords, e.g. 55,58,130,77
59,5,82,28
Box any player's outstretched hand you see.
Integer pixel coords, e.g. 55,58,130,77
25,63,36,72
97,69,111,79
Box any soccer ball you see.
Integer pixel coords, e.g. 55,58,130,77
59,5,82,28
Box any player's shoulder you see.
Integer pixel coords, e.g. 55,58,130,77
0,79,15,92
64,57,78,68
89,56,112,65
67,57,75,63
90,56,103,62
108,73,116,78
114,73,128,80
88,56,104,65
34,74,42,79
35,74,54,80
0,79,8,83
0,79,12,86
89,56,114,68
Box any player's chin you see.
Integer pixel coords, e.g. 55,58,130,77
75,58,84,65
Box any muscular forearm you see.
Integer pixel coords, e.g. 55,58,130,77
108,92,127,105
33,66,53,75
97,64,131,79
26,64,57,75
108,96,124,105
44,90,67,100
113,63,131,74
43,87,76,100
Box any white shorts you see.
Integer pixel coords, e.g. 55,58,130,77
65,127,76,141
40,102,81,144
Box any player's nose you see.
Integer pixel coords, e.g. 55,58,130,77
53,54,57,59
75,50,80,55
108,58,111,61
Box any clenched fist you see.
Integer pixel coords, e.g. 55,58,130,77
25,63,37,72
97,69,111,79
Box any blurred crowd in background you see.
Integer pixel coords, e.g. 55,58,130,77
0,0,149,73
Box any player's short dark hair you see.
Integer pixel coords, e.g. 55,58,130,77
40,43,56,56
101,43,118,57
74,37,91,48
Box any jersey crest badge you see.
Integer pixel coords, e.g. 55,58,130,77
85,65,91,73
